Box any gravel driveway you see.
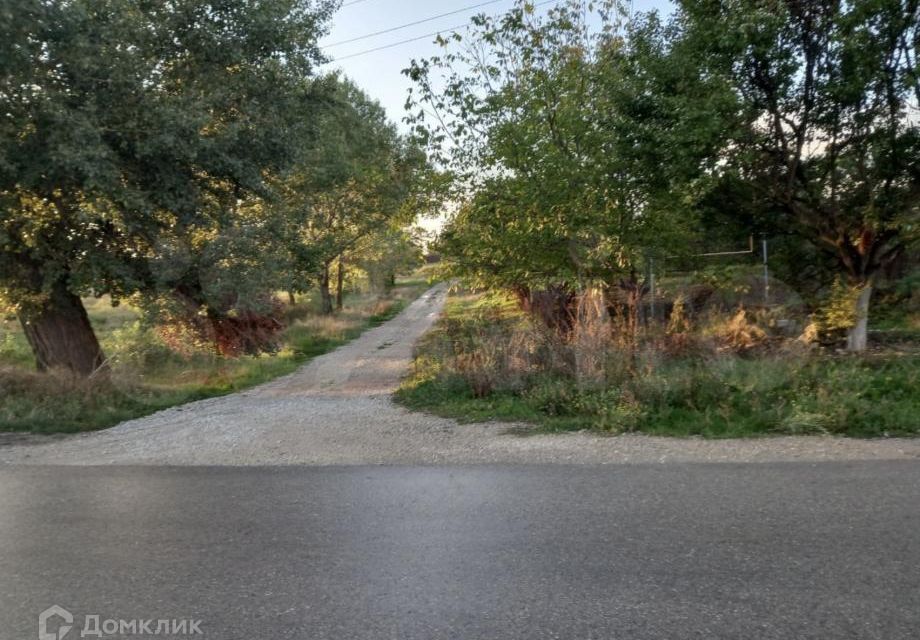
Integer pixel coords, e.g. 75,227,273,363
2,283,919,466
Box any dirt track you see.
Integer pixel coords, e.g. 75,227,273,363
2,283,919,466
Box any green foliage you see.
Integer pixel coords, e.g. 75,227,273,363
0,0,439,374
103,321,183,369
523,380,645,432
406,1,718,294
0,0,349,372
354,228,426,293
0,0,336,297
277,76,440,299
670,0,920,285
0,329,31,368
408,0,919,351
873,268,920,332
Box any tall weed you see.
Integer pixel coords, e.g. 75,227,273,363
398,291,920,437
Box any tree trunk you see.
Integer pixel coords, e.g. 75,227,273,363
846,282,873,352
19,279,106,377
335,255,345,311
287,291,296,306
529,286,578,337
319,262,334,315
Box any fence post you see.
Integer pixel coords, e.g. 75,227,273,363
649,258,656,321
762,234,770,306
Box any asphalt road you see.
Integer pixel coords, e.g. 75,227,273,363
2,463,919,640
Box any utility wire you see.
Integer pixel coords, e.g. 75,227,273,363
341,0,375,8
327,0,560,62
331,21,472,61
326,0,510,48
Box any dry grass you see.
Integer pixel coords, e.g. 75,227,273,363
397,289,920,437
0,277,431,433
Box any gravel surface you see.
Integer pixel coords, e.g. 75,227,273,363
2,283,919,466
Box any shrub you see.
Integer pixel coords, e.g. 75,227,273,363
715,308,768,353
525,378,580,416
105,321,180,369
209,305,286,357
811,278,862,345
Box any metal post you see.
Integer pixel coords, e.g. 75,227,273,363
649,258,656,322
762,234,770,306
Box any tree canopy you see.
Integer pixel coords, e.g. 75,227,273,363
276,75,440,313
670,0,920,348
407,0,920,349
0,0,439,372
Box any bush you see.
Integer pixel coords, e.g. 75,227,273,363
105,321,181,369
811,278,862,345
0,366,180,433
716,308,769,352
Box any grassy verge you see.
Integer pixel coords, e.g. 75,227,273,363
0,277,432,433
396,290,920,438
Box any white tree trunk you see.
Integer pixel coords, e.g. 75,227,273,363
846,283,873,352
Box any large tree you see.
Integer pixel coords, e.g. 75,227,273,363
407,1,725,333
0,0,335,374
667,0,920,350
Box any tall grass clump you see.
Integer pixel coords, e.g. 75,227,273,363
397,289,920,437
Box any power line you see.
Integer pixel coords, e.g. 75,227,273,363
326,0,510,48
326,0,561,62
341,0,375,7
331,21,472,61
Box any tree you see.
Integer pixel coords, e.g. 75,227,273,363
0,0,335,374
664,0,920,350
354,227,426,294
280,76,437,314
141,190,295,356
407,1,721,335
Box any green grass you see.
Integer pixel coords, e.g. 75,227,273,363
0,277,431,434
396,290,920,438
